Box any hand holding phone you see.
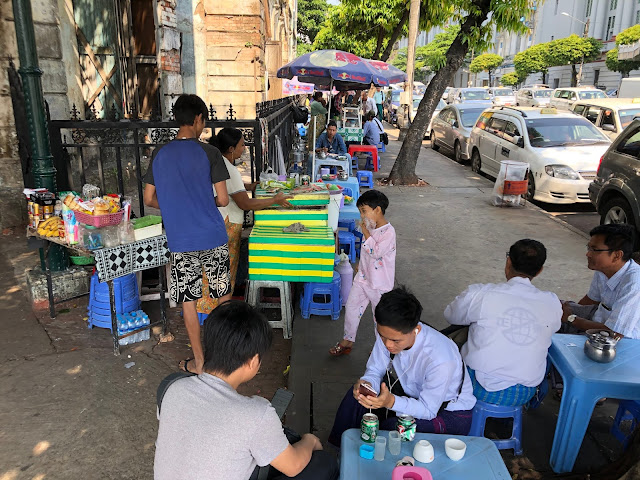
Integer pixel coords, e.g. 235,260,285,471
358,382,378,398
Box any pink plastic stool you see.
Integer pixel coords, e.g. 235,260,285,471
392,466,433,480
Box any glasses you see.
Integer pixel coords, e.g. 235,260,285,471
586,245,613,253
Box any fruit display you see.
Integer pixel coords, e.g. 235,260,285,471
63,193,120,215
37,216,64,237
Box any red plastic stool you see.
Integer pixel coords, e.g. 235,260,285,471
348,145,378,172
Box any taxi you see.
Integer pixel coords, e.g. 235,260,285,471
571,98,640,140
468,106,611,204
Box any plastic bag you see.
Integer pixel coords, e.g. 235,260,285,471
259,168,278,188
491,161,529,207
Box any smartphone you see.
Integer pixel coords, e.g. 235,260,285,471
358,383,378,398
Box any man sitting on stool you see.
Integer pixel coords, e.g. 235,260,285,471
315,120,348,155
444,239,562,407
154,301,338,480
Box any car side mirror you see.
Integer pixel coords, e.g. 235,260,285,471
452,120,459,128
515,136,525,148
602,123,616,132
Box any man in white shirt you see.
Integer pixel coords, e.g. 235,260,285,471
328,288,476,447
444,239,562,406
561,224,640,339
362,91,377,117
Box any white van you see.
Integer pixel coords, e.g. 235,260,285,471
549,87,607,110
618,78,640,99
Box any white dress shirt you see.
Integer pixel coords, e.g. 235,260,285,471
361,324,476,421
587,260,640,339
444,277,562,391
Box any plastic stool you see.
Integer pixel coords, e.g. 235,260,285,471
611,400,640,448
351,155,358,172
377,142,386,153
338,230,356,263
364,155,375,171
338,219,356,232
300,271,342,320
246,280,293,339
353,229,363,257
469,400,523,455
357,170,374,188
88,272,140,331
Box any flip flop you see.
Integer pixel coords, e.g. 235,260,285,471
179,358,196,374
329,342,352,356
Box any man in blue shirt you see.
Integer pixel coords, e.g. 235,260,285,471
143,94,232,375
315,121,347,155
328,287,476,447
362,111,382,145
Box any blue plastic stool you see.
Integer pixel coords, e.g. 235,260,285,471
338,230,356,263
611,400,640,448
469,400,523,455
364,156,374,171
300,271,342,320
87,272,140,331
338,219,356,232
357,170,374,188
353,230,364,257
377,142,386,153
351,155,358,172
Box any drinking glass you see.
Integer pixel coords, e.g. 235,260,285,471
374,436,387,461
388,431,401,456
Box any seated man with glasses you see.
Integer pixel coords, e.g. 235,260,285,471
444,239,562,406
562,224,640,339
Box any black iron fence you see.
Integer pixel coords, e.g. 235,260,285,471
48,97,298,217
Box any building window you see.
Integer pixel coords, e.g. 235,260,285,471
610,0,617,10
586,0,593,16
637,9,640,24
551,35,555,41
607,16,616,39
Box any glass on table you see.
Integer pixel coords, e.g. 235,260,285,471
374,436,387,461
388,431,401,455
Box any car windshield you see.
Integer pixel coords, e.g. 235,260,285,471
578,90,607,100
618,109,640,128
493,89,513,96
459,108,486,127
392,91,401,102
526,117,609,147
533,90,552,98
437,99,446,109
463,90,491,101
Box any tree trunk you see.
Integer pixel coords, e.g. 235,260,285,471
388,0,493,185
372,26,385,60
488,69,493,87
542,71,548,84
380,8,410,62
571,64,578,87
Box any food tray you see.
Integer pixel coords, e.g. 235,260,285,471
134,223,163,241
75,210,123,227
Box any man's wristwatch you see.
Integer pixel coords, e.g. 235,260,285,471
567,314,577,323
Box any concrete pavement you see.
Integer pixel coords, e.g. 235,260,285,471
287,133,623,477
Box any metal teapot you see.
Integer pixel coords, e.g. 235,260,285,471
584,329,619,363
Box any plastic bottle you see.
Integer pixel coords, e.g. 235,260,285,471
335,251,353,307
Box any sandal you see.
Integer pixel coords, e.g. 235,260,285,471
179,358,197,375
329,342,352,356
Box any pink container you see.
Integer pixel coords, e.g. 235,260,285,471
391,466,433,480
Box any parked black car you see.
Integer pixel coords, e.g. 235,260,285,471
589,118,640,244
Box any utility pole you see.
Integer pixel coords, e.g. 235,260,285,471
13,0,67,271
399,0,420,141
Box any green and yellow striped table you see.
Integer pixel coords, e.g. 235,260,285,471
253,208,329,227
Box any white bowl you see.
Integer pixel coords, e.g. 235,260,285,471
413,439,434,463
444,438,466,461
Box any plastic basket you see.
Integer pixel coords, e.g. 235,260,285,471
70,255,95,265
75,210,123,227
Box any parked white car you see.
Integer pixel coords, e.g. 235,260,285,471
571,98,640,140
549,87,607,110
468,106,611,204
515,87,552,107
488,88,516,106
430,103,489,163
448,88,492,105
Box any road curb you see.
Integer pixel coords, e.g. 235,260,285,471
524,200,591,240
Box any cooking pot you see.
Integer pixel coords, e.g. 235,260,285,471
584,329,618,363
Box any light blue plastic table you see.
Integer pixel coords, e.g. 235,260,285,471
548,334,640,473
339,429,511,480
324,177,360,201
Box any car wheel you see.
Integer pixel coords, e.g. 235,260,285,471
601,197,636,227
454,141,463,163
526,172,535,201
430,131,439,150
471,149,481,173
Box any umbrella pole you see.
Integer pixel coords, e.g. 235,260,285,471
327,80,333,120
312,116,316,181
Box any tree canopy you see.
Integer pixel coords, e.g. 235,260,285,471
546,35,602,86
469,53,503,85
312,0,456,61
606,24,640,78
514,43,551,83
500,71,520,87
297,0,329,56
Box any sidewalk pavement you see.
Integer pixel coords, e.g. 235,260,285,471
287,133,624,477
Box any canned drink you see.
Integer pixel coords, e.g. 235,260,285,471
360,413,379,443
32,214,41,229
301,175,310,186
32,202,41,216
396,414,416,441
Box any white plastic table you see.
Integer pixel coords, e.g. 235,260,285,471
339,429,511,480
548,334,640,473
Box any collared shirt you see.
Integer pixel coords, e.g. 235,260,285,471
315,132,347,154
361,325,476,420
444,277,562,391
363,119,382,145
363,97,377,115
373,91,384,104
587,260,640,339
310,100,327,116
355,222,396,292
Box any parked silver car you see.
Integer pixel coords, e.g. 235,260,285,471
515,87,552,107
489,87,516,106
430,103,489,163
448,88,492,105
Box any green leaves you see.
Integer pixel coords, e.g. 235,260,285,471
546,35,602,66
469,53,503,73
607,24,640,76
514,43,550,78
616,24,640,46
391,25,460,78
500,72,521,86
